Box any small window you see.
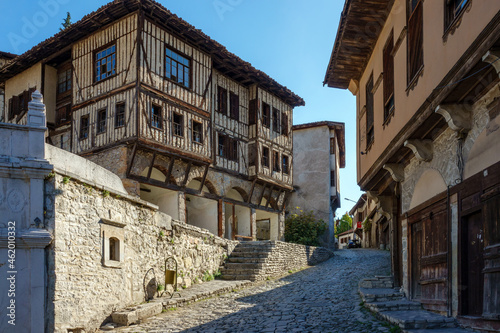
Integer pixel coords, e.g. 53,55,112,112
383,33,395,122
330,138,335,155
230,139,238,162
331,170,336,187
56,105,70,126
115,102,125,128
262,102,270,128
95,44,116,82
366,75,374,149
273,150,280,172
272,107,280,132
218,86,228,115
445,0,469,29
151,104,162,129
9,88,35,121
192,120,203,144
230,92,239,120
80,115,89,140
109,237,119,261
97,108,107,134
173,113,183,137
57,68,72,94
218,133,226,157
166,47,190,88
282,155,289,174
281,112,289,136
262,147,270,168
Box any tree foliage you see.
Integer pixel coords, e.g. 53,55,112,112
334,213,352,238
285,209,327,246
60,12,72,31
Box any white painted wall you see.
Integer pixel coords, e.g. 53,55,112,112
186,195,218,235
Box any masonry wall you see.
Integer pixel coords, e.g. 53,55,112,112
44,174,233,333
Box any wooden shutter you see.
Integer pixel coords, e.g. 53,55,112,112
281,112,288,136
249,99,257,125
366,75,374,147
383,34,394,108
218,86,227,115
408,0,423,82
230,92,239,120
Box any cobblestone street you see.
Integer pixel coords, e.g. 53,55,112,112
114,249,393,333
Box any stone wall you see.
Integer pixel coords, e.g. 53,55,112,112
44,174,234,333
261,241,334,278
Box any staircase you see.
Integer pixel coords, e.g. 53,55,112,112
221,241,274,281
359,276,475,332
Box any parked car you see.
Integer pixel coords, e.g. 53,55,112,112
347,239,361,248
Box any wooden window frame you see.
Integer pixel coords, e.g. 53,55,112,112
229,91,239,120
272,107,280,133
262,102,270,128
330,137,336,155
218,133,226,158
57,65,72,97
94,43,117,83
262,146,270,168
80,114,89,140
407,0,424,86
217,133,238,161
192,120,203,144
115,102,125,128
249,99,257,125
173,112,183,137
331,170,336,187
281,112,289,136
217,86,228,115
383,32,395,124
273,150,280,172
282,154,289,174
366,74,374,150
56,104,71,126
165,46,191,89
96,108,107,134
9,88,35,121
444,0,470,32
151,104,163,129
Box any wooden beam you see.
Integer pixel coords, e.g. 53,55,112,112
247,178,257,204
182,161,192,187
258,184,267,207
165,156,175,184
146,152,157,180
265,186,275,209
198,164,209,193
126,142,138,177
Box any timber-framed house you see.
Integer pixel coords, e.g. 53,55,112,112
0,0,304,241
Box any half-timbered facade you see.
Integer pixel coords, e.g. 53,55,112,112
0,0,304,242
326,0,500,330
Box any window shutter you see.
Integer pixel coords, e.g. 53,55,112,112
281,112,288,136
408,0,423,81
383,35,394,106
249,99,257,125
12,96,20,119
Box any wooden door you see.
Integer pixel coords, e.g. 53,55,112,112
483,193,500,319
461,211,484,316
411,221,423,300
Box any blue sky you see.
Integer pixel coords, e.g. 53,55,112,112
0,0,362,216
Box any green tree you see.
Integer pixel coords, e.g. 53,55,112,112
285,208,327,246
334,213,353,238
60,12,72,31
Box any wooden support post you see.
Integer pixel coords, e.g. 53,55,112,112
146,152,157,180
247,178,257,204
182,161,192,187
198,164,209,193
126,142,138,177
258,184,267,208
218,199,224,238
265,186,275,209
165,156,175,184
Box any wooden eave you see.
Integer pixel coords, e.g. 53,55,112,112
324,0,394,89
292,121,346,168
0,0,304,108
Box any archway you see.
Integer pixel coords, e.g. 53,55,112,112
409,169,447,210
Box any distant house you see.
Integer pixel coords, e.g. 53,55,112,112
0,51,17,121
337,228,354,249
288,121,345,247
325,0,500,329
348,193,389,249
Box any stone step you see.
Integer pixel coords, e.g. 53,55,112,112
404,328,476,333
224,262,264,270
366,299,422,312
379,310,457,330
221,267,261,275
229,251,269,258
359,288,404,303
359,276,394,289
227,257,267,263
220,274,259,281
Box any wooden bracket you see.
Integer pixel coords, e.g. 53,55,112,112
404,139,433,162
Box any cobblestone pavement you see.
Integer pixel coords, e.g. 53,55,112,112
116,249,392,333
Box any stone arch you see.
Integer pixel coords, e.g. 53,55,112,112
226,187,248,202
464,115,500,179
409,168,447,210
186,177,218,195
139,166,177,185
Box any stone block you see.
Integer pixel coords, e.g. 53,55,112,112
111,311,138,326
136,302,163,320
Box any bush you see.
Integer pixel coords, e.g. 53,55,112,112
285,209,327,246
